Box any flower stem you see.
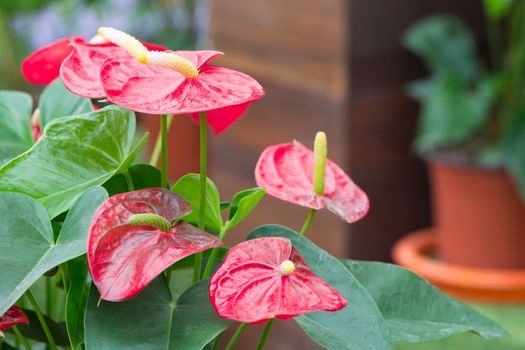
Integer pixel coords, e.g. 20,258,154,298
193,111,207,283
202,227,228,279
123,169,134,191
300,208,316,235
211,331,224,350
224,323,247,350
149,115,174,167
160,114,169,189
12,326,32,350
256,319,274,350
26,289,57,350
45,277,56,319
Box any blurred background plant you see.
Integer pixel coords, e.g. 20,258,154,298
403,0,525,198
0,0,206,90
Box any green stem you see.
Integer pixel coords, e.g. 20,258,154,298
60,265,69,292
202,227,227,279
300,208,317,235
160,114,169,189
149,115,174,167
12,326,32,350
211,331,224,350
224,323,247,350
26,290,57,350
256,319,274,350
45,277,56,319
193,111,207,283
123,169,134,191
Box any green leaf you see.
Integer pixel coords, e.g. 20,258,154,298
413,73,497,153
14,308,70,346
220,202,231,211
341,260,507,343
248,225,393,350
402,15,480,81
103,163,161,196
223,188,265,231
66,257,90,350
484,0,513,20
0,90,33,166
0,105,146,218
38,79,93,128
172,174,223,232
85,278,232,350
0,187,108,315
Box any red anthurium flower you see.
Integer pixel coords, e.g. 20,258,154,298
255,141,369,223
209,237,347,324
88,188,222,302
60,27,264,133
0,306,29,331
22,34,165,85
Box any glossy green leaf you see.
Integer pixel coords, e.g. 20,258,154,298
342,260,507,343
66,257,90,350
38,79,92,127
0,90,33,166
85,278,232,350
0,187,108,315
172,174,223,232
103,163,161,196
248,225,393,350
224,188,265,231
0,105,146,218
403,15,480,81
14,308,70,346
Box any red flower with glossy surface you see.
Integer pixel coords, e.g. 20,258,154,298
209,237,347,324
22,35,165,85
60,27,264,133
0,306,29,330
88,188,222,302
255,141,369,223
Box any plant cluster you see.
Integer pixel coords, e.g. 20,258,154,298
0,27,507,349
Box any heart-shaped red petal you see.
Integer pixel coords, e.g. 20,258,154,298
100,57,264,115
209,237,346,324
88,188,222,301
255,142,369,222
0,306,29,330
22,36,85,85
92,221,222,301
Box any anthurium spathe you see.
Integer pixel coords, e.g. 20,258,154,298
0,306,29,331
88,188,222,301
255,137,369,223
209,237,347,324
22,34,165,85
61,27,264,133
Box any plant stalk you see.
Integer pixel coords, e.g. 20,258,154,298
256,319,274,350
202,227,227,279
149,115,174,167
26,290,57,350
160,114,169,189
300,208,316,235
193,112,207,283
123,169,134,192
224,323,247,350
12,326,32,350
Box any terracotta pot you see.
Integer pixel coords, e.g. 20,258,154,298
429,160,525,269
393,230,525,302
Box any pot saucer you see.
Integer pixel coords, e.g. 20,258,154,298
392,229,525,303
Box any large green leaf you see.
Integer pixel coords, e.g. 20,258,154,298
0,90,33,166
38,79,92,127
342,260,507,343
85,278,232,350
0,105,146,218
172,174,223,233
66,257,90,350
103,163,161,196
0,187,108,315
223,188,265,232
402,15,480,80
248,225,393,350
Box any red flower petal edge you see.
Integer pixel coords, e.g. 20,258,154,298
209,237,347,324
0,306,29,330
21,36,85,84
99,50,264,115
87,188,222,301
255,142,369,223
